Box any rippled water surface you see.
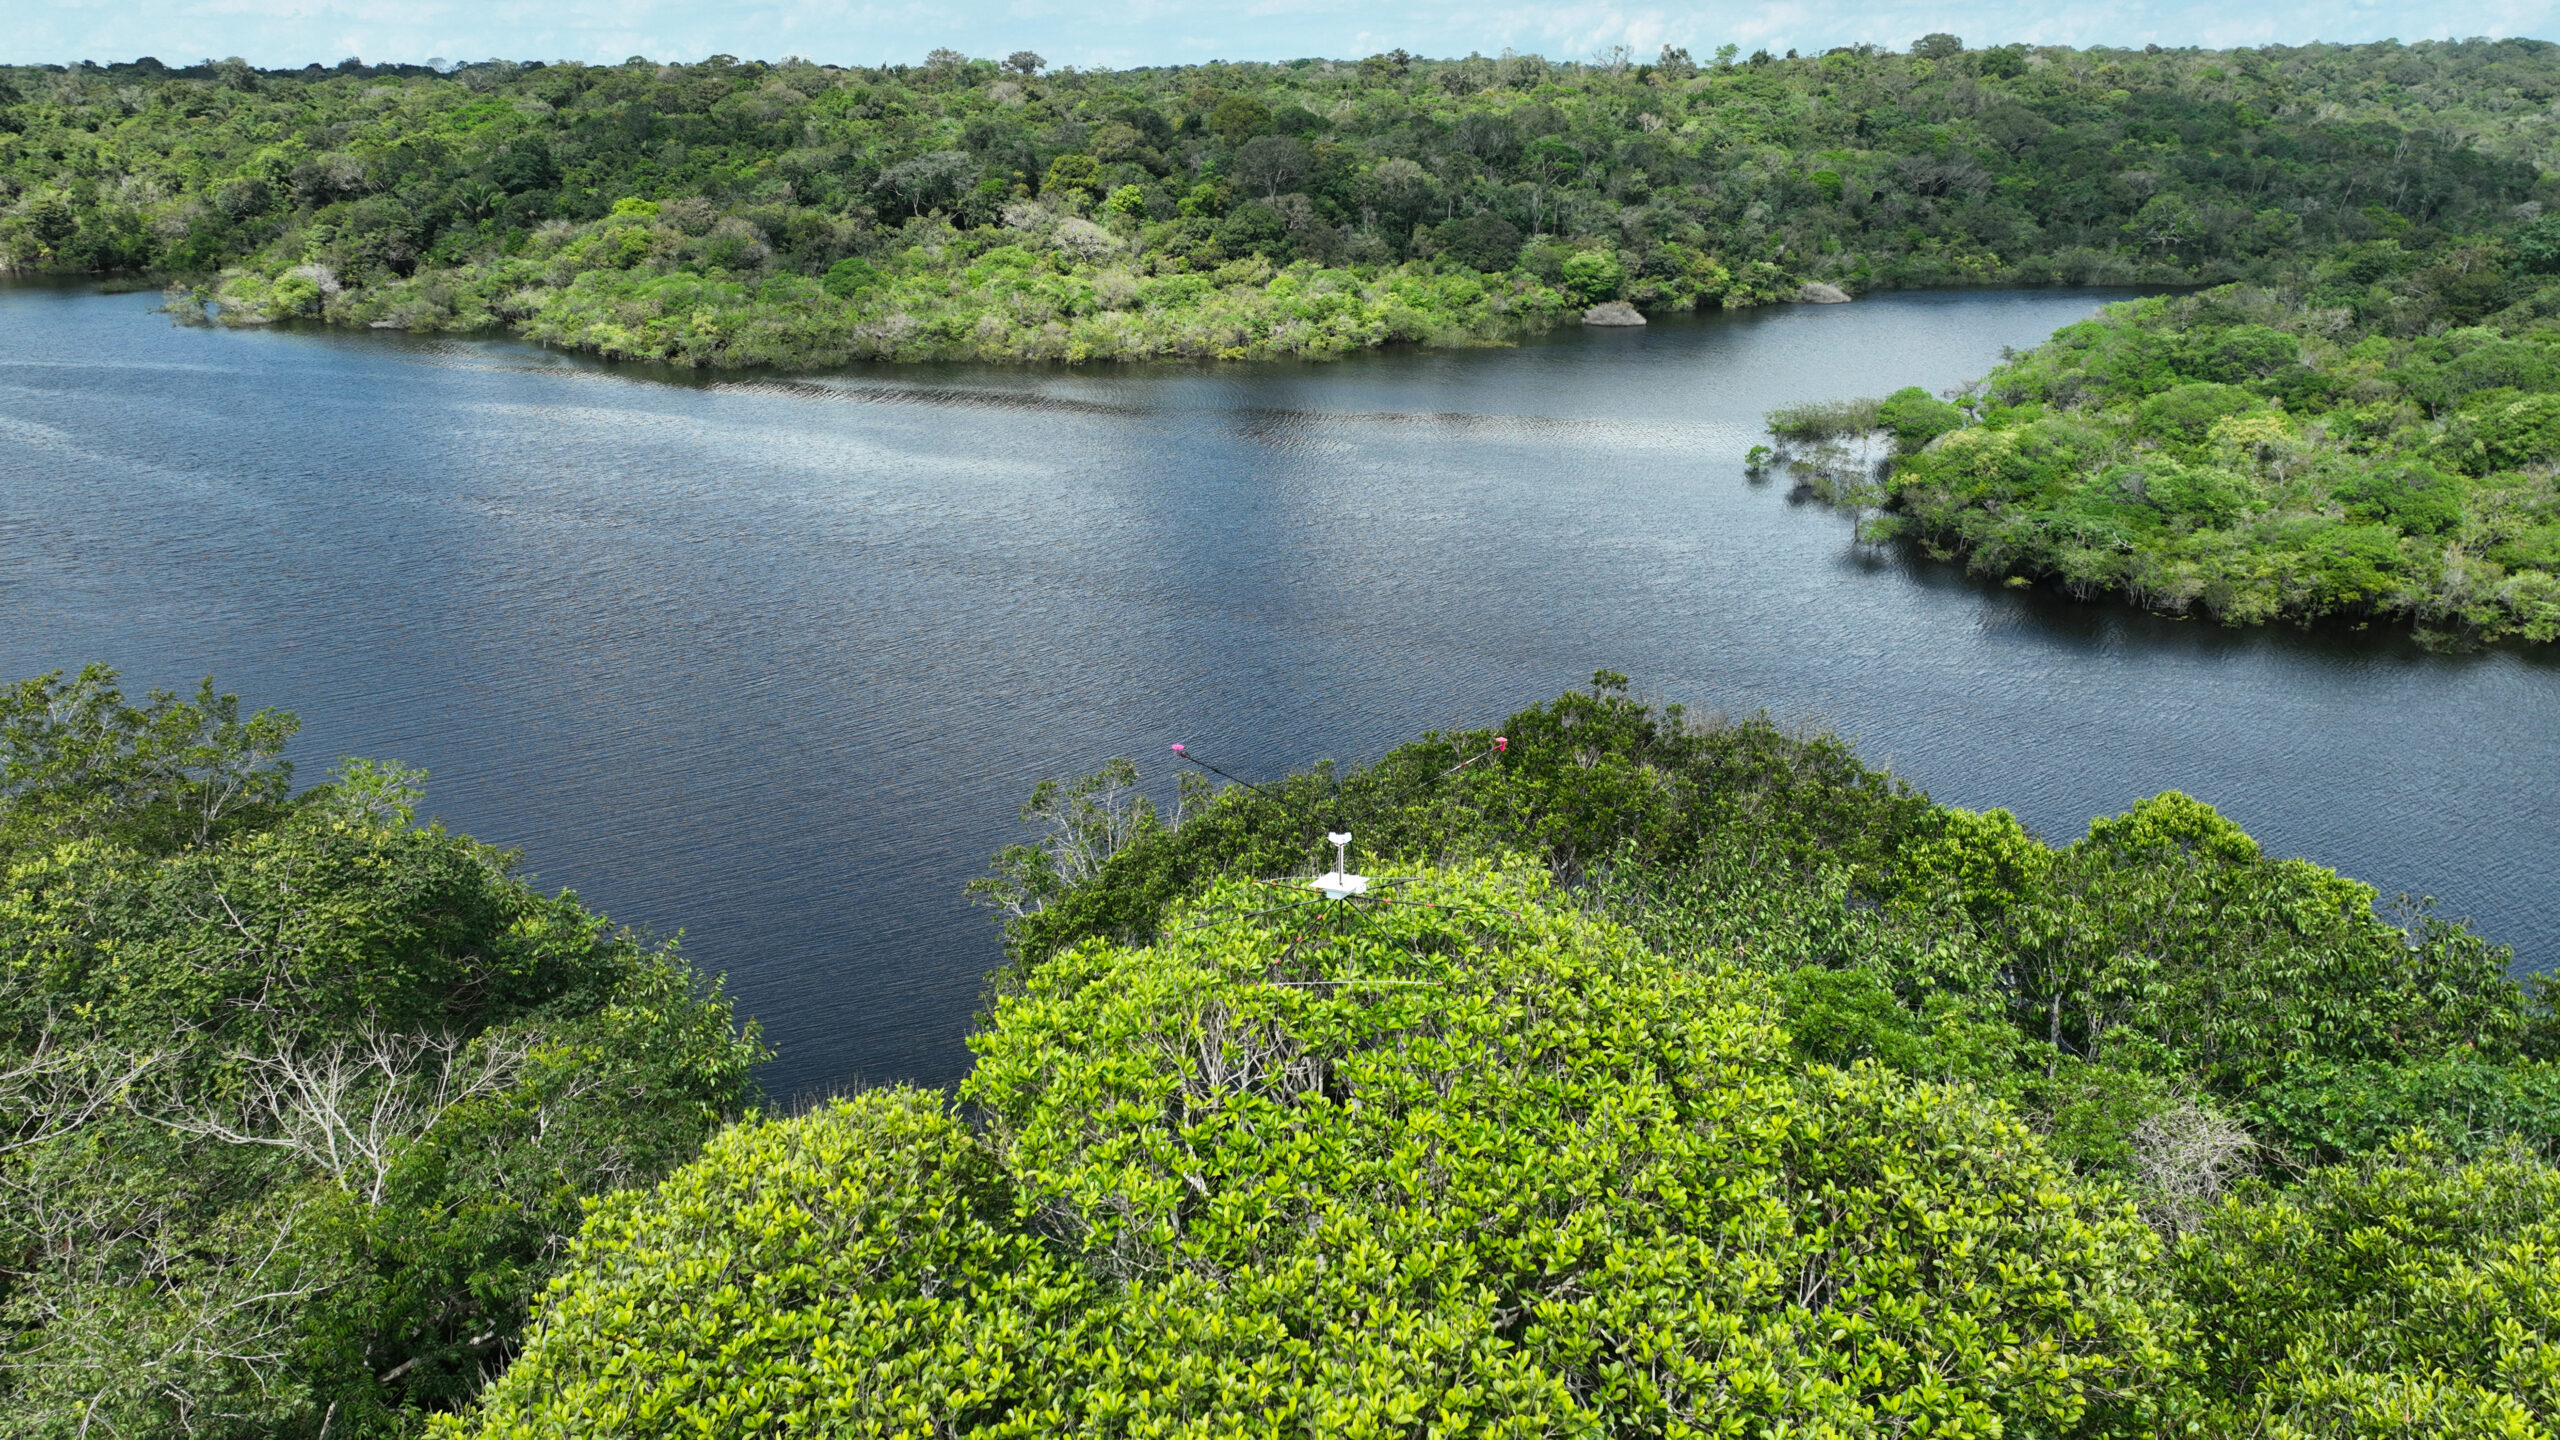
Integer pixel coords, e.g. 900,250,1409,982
5,284,2553,1097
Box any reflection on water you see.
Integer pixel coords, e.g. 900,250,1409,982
3,284,2551,1099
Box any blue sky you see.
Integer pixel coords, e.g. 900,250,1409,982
10,0,2555,71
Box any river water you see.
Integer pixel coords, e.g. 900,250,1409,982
4,284,2552,1097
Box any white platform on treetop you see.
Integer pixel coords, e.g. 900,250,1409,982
1310,832,1368,899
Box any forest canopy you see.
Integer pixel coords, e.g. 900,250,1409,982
0,666,764,1438
1766,279,2560,642
8,666,2556,1436
436,675,2560,1439
3,37,2558,364
443,868,2199,1439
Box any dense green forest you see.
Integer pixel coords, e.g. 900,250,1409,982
422,674,2554,1438
4,37,2560,364
7,665,2556,1435
1767,279,2560,642
0,668,763,1437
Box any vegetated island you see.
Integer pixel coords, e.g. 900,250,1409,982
1765,272,2560,643
1,37,2556,366
13,664,2552,1436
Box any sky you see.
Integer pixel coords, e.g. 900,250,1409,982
8,0,2556,73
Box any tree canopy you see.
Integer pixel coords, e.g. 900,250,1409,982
434,676,2560,1438
11,666,2556,1435
0,667,764,1438
440,867,2193,1439
1770,279,2560,642
4,38,2558,364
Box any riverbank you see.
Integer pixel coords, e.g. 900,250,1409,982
11,42,2548,370
184,239,1608,367
1773,284,2560,646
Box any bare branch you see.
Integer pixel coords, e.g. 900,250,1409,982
151,1024,536,1207
2132,1095,2255,1235
0,1026,161,1158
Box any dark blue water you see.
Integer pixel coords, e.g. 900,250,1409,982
5,284,2552,1098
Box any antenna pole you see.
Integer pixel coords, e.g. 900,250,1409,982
1312,831,1368,899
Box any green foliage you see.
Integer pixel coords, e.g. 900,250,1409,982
975,685,2544,1192
1433,210,1521,271
1,664,298,856
7,40,2558,366
2138,381,2264,442
1102,183,1148,221
1043,150,1101,197
398,680,2560,1435
988,680,1941,972
2251,1056,2560,1163
1206,93,1272,144
0,668,763,1438
1605,793,2530,1163
2448,391,2560,472
966,756,1180,923
818,254,878,296
1876,384,1966,451
2173,1139,2560,1438
444,867,2190,1438
1557,247,1623,303
1815,286,2560,641
2519,214,2560,274
432,1087,1039,1439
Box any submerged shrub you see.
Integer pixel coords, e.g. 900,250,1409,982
1767,394,1883,440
